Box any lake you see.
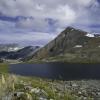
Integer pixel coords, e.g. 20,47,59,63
9,63,100,80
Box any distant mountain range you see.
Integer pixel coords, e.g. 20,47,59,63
0,45,40,62
1,27,100,63
0,44,21,52
31,27,100,63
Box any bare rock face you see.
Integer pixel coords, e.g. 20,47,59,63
32,27,100,62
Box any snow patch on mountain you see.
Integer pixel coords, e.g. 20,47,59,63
85,33,95,37
8,47,22,52
74,45,83,48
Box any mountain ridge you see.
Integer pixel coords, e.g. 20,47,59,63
0,46,40,62
31,27,100,63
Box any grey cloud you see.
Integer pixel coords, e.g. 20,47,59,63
0,0,99,46
0,31,56,46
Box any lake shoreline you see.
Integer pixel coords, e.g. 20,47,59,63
9,63,100,80
1,62,100,99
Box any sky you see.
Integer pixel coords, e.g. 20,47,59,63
0,0,100,46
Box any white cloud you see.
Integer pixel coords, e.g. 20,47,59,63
16,18,33,28
74,0,95,7
0,0,97,27
0,20,15,33
16,17,50,32
15,4,76,31
0,0,96,18
0,0,99,46
0,31,56,46
0,0,77,25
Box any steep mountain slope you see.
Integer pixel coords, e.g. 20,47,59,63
32,27,100,63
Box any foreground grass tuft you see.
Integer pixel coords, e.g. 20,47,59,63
0,74,79,100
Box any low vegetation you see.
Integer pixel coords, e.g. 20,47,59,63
0,63,8,74
0,74,79,100
33,50,100,64
0,62,97,100
0,63,97,100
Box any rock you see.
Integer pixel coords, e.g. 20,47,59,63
24,85,33,90
14,92,24,97
39,97,47,100
72,83,78,87
78,91,82,95
30,87,40,93
83,97,87,100
97,92,100,96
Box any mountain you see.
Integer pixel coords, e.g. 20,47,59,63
6,46,40,60
0,46,40,62
32,27,100,63
0,44,21,52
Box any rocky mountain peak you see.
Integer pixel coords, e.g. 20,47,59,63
60,26,87,38
65,26,75,30
32,27,100,63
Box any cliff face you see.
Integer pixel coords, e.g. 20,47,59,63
32,27,100,62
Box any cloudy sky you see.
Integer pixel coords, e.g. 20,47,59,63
0,0,100,46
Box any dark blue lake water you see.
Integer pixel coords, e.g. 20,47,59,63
9,63,100,80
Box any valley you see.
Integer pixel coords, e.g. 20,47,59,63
0,44,40,63
1,27,100,64
1,27,100,100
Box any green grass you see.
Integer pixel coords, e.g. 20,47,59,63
39,51,100,64
0,63,8,74
0,74,78,100
0,74,94,100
